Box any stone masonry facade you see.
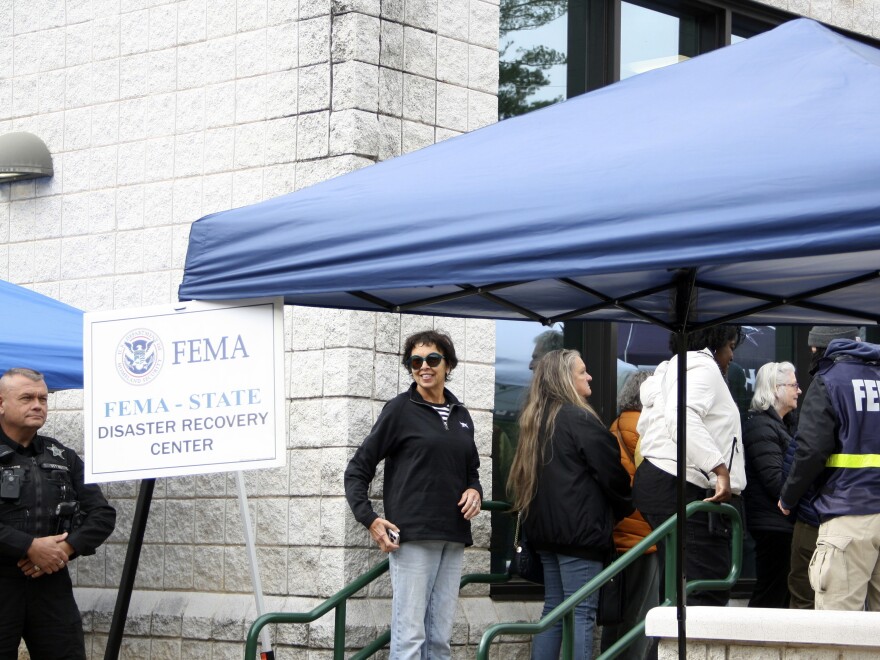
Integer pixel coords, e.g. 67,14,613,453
759,0,880,36
0,0,509,657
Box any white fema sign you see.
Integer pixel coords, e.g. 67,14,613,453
83,298,285,483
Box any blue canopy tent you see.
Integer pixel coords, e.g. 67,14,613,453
178,17,880,654
180,19,880,331
0,279,83,390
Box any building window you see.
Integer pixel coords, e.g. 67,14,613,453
491,321,564,582
620,2,686,79
498,0,569,118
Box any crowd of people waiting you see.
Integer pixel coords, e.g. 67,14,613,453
345,324,878,660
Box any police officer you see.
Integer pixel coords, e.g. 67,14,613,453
0,368,116,659
779,338,880,611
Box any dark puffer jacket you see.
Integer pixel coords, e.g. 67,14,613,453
781,434,820,527
743,408,796,533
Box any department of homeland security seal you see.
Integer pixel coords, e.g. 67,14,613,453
116,328,164,385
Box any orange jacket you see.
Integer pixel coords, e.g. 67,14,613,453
611,410,656,554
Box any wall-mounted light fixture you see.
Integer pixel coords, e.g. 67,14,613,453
0,132,54,182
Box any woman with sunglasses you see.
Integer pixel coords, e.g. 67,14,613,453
507,349,632,660
344,329,482,660
743,361,799,608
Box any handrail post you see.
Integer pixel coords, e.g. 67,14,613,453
562,609,574,659
665,524,678,605
334,601,347,660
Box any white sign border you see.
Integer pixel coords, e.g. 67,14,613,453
83,297,286,483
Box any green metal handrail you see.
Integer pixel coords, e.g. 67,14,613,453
476,499,743,660
243,499,740,659
243,500,513,660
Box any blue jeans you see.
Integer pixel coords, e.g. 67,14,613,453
389,540,464,660
532,552,602,660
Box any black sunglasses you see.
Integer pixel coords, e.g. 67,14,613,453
406,353,445,370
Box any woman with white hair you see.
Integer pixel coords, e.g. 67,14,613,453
743,361,800,608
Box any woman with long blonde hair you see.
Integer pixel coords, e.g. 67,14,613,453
508,349,632,660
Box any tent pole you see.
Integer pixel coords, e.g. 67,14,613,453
105,478,154,660
674,271,695,660
674,328,688,659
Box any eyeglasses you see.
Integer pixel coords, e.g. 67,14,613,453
779,383,801,390
406,353,445,370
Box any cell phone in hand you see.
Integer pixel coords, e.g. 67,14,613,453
387,529,399,543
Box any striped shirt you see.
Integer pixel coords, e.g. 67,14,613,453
429,402,451,429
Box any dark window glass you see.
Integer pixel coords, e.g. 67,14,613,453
491,321,563,582
732,12,776,42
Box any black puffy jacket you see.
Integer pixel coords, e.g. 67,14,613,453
743,408,795,533
523,404,632,562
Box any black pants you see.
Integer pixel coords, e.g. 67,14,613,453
748,529,793,608
0,567,86,660
634,461,732,607
788,520,818,609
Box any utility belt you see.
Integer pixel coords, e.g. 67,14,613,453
0,500,81,536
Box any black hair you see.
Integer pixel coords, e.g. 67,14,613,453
668,325,744,354
402,330,458,372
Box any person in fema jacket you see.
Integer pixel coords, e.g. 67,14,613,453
779,338,880,611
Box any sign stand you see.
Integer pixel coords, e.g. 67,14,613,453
104,478,155,660
236,470,274,659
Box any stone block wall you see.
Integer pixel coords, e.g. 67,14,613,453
758,0,880,37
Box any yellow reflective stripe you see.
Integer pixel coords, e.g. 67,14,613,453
826,454,880,468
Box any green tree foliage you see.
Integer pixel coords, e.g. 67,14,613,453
499,0,568,118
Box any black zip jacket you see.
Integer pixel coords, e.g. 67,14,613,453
742,408,795,533
524,404,633,561
0,429,116,565
344,383,482,546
